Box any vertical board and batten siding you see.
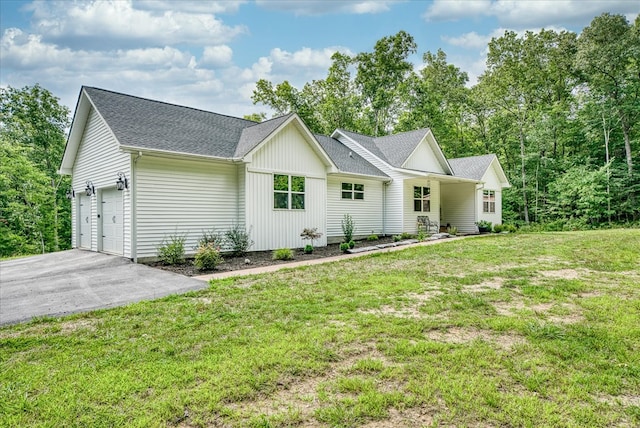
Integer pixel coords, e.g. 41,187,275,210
71,107,131,256
326,176,384,240
403,142,446,173
403,179,441,233
477,163,503,225
441,183,477,233
336,136,405,234
135,156,238,259
245,123,328,250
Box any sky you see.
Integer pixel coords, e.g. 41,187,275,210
1,0,638,119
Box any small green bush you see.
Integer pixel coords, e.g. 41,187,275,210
393,235,401,242
348,240,356,249
505,224,517,233
342,214,355,243
493,224,504,233
399,232,414,240
225,224,254,256
340,242,350,252
449,226,458,235
367,234,379,241
417,229,427,241
194,243,222,270
304,244,313,254
272,248,294,260
157,233,186,265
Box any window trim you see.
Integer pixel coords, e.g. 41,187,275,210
483,189,496,213
341,182,365,200
273,174,305,210
413,186,431,212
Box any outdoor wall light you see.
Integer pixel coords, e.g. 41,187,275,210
66,188,75,199
85,181,95,197
116,172,128,191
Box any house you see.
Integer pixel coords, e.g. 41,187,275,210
59,87,510,261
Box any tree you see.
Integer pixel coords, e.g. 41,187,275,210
355,31,417,136
0,84,71,256
576,13,640,175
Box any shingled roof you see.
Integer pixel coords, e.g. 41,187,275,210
315,135,387,178
448,154,497,180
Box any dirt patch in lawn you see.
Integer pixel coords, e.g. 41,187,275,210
493,298,584,324
426,327,525,350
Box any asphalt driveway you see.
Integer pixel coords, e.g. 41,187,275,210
0,250,208,326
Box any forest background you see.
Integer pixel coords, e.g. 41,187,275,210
1,12,638,257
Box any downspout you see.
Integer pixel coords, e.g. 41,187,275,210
132,151,142,262
383,181,389,236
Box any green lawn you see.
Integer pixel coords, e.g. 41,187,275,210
1,230,639,427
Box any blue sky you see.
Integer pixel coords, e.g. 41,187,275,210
1,1,637,118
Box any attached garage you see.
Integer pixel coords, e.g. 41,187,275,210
78,194,92,249
101,188,124,255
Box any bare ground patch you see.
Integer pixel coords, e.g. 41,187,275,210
465,277,505,292
493,299,584,324
224,343,399,424
425,327,525,350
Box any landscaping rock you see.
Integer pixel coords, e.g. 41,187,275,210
376,243,398,249
347,246,379,254
399,239,420,245
429,233,451,240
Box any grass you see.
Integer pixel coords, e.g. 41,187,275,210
1,229,639,427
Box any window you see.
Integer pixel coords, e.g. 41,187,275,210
483,190,496,213
414,186,431,212
274,174,305,210
341,182,364,200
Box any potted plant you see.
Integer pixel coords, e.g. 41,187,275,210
476,220,492,233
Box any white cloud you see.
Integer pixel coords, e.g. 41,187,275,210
270,47,339,69
425,0,639,28
135,1,247,14
26,0,247,47
424,1,491,21
255,0,402,16
200,45,233,67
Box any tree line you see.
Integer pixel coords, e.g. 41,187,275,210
1,13,637,257
251,13,640,228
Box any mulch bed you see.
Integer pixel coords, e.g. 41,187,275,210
146,236,397,277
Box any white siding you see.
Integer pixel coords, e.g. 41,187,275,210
245,123,328,250
403,179,441,233
136,156,239,259
403,142,446,173
336,136,406,234
477,163,504,225
327,176,384,240
441,183,477,233
71,108,131,256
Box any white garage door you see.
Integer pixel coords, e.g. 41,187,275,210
78,194,92,249
101,189,124,255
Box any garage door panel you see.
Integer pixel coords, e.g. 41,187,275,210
102,189,123,255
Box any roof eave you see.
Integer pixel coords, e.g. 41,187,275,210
120,145,241,162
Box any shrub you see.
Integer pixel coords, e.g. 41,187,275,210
304,244,313,254
340,242,350,252
493,224,504,233
367,234,379,241
504,224,517,233
194,243,222,270
399,232,414,240
449,226,458,235
476,220,492,232
348,240,356,249
393,235,402,242
225,224,254,256
341,214,355,243
273,248,294,260
417,229,427,241
157,233,186,265
300,227,323,248
197,228,223,248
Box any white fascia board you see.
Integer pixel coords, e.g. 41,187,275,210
119,145,240,163
59,89,91,175
424,129,454,175
327,171,391,182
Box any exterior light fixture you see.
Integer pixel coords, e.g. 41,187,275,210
66,188,75,199
116,172,128,191
85,181,95,197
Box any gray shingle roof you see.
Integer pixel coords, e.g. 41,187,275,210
235,114,293,157
315,135,387,178
84,87,257,158
338,128,433,168
448,154,496,180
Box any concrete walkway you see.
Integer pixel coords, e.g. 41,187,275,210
0,249,208,325
194,234,480,281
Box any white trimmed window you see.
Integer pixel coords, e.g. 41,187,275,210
274,174,305,210
341,182,364,200
483,190,496,213
414,186,431,212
